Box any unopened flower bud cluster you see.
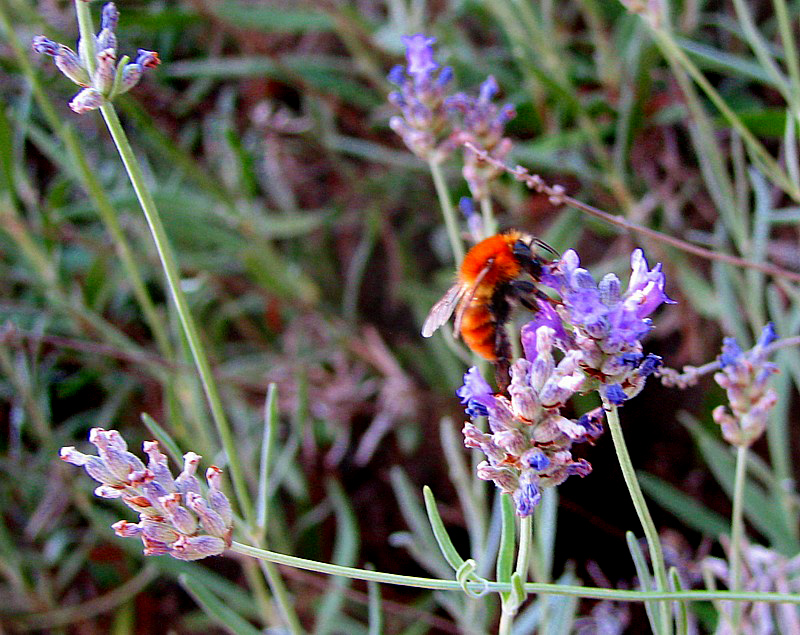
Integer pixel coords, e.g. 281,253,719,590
459,249,672,516
61,428,232,561
33,3,159,114
712,323,779,447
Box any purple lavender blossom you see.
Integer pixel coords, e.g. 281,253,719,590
61,428,232,560
387,34,454,162
459,248,671,515
446,75,516,199
401,34,438,78
713,323,779,447
33,3,160,114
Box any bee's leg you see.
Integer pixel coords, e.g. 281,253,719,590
509,280,553,311
494,323,512,393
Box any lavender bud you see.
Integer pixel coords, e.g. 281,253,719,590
69,88,103,114
206,466,233,528
112,520,143,537
187,492,229,539
171,535,227,561
143,441,177,492
32,37,91,87
175,452,202,496
93,48,117,94
160,493,198,535
101,3,119,31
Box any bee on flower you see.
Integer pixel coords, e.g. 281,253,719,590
457,248,673,516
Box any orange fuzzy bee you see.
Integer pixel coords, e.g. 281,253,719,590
422,230,556,390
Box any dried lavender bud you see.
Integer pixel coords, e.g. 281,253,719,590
61,429,233,561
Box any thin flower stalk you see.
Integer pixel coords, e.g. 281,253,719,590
51,0,255,522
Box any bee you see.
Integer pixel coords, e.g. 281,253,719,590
422,230,556,391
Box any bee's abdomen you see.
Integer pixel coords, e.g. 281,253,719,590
460,304,497,361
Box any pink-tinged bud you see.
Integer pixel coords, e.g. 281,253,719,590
135,49,161,69
160,493,197,535
476,461,518,492
206,466,232,527
69,88,103,114
32,36,91,87
494,429,527,456
119,63,142,93
83,456,122,485
175,452,202,497
186,492,229,539
142,536,171,556
94,484,125,498
112,520,143,537
60,446,90,465
94,48,117,94
170,534,226,561
141,518,180,544
143,441,176,492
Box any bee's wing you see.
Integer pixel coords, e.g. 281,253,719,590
421,283,466,337
453,261,493,337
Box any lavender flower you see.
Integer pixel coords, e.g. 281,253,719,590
446,76,516,199
60,428,232,560
33,3,159,114
712,323,779,447
459,248,671,515
387,34,455,162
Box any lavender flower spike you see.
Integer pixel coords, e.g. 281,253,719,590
388,34,454,162
713,323,779,447
61,428,232,560
458,248,670,515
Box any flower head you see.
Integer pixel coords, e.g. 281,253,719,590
712,323,779,447
61,428,232,560
387,34,455,162
446,75,516,199
459,248,670,515
33,3,159,114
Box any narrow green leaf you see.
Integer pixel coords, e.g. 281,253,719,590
140,412,184,466
675,37,782,89
314,480,359,635
670,567,689,635
626,531,659,635
422,485,466,572
637,471,730,538
180,574,263,635
211,4,334,33
256,383,279,534
496,493,515,590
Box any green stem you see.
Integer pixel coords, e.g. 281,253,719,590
229,541,800,604
97,99,254,522
428,159,465,263
729,444,748,633
605,401,672,635
74,0,97,75
514,515,532,583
